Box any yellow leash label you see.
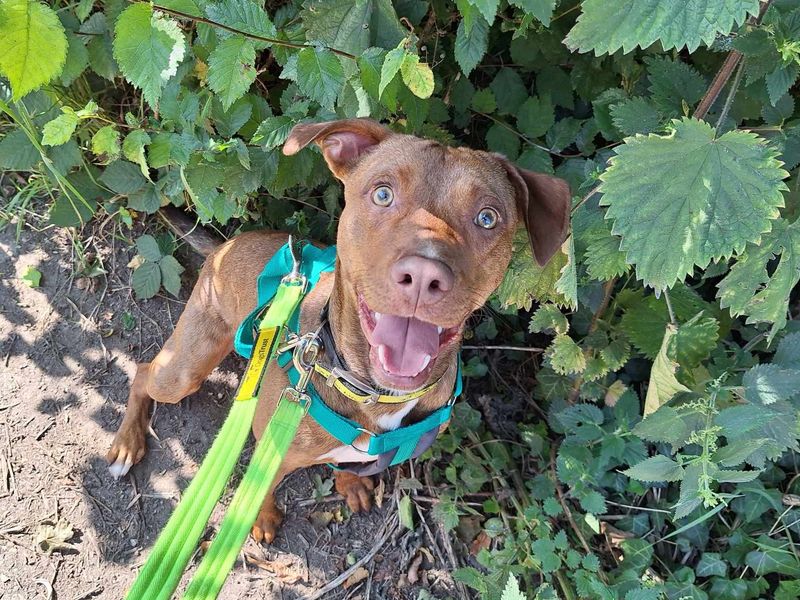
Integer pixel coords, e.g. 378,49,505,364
236,327,278,401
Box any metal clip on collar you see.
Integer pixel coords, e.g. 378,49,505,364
281,234,307,289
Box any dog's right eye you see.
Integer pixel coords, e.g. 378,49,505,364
372,185,394,207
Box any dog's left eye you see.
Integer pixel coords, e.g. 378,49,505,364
372,186,394,207
475,207,499,229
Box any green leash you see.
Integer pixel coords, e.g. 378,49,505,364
126,274,307,600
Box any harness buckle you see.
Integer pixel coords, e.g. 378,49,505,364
281,387,311,412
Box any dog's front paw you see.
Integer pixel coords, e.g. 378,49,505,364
106,424,147,479
334,471,375,512
252,499,284,544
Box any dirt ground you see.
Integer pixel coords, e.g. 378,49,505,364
0,221,465,600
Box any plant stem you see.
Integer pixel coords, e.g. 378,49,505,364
716,58,746,129
663,288,677,326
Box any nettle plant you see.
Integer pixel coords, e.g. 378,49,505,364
3,0,800,597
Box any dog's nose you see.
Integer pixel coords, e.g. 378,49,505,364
390,256,454,304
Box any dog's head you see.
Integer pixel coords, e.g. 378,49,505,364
284,119,570,391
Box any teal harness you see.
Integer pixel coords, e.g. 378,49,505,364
234,243,462,474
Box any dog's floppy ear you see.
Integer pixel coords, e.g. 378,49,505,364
498,157,571,266
283,118,391,178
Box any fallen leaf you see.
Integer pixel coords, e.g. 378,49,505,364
374,478,385,508
407,553,423,584
35,518,74,554
343,566,369,589
309,510,333,529
21,266,42,288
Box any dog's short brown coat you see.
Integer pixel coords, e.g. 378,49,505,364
107,119,570,542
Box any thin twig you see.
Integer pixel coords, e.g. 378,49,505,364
461,344,544,352
147,2,357,59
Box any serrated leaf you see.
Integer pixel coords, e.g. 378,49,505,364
41,112,79,147
601,118,788,290
252,116,295,150
717,219,800,341
358,46,385,99
517,95,554,139
296,46,345,110
501,574,525,600
580,490,607,514
379,46,405,99
132,261,161,299
530,304,568,335
0,0,67,100
455,14,489,76
774,332,800,369
0,128,40,171
633,405,690,447
715,404,779,438
766,63,800,107
203,0,276,49
644,325,690,416
546,334,586,375
61,32,89,86
600,337,631,371
713,439,767,466
666,312,719,368
136,234,162,262
35,518,74,554
497,230,570,309
673,462,702,519
585,228,628,280
400,53,434,99
565,0,760,55
512,0,555,26
99,160,147,195
207,36,257,110
122,129,152,180
127,184,162,213
469,0,498,24
623,455,684,483
114,4,185,107
743,363,800,405
91,125,121,160
159,254,184,297
610,97,661,135
715,469,761,483
431,494,461,531
646,56,707,115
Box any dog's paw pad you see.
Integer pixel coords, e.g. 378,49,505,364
336,475,375,513
252,503,284,545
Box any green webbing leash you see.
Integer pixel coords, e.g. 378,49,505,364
126,275,307,600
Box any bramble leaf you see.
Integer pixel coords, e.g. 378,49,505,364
207,36,257,110
132,261,161,299
204,0,275,49
455,14,489,76
42,111,79,147
0,0,67,100
122,129,152,180
92,126,121,160
601,118,788,290
296,46,345,110
400,53,434,99
159,254,184,297
565,0,760,55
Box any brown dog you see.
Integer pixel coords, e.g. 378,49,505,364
106,118,570,543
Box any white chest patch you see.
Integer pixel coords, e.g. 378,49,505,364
315,400,419,464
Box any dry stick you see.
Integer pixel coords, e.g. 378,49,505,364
566,278,617,403
461,344,544,352
147,3,357,60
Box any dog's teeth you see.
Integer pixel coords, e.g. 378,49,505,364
378,345,389,370
437,326,443,334
420,354,431,371
374,312,382,322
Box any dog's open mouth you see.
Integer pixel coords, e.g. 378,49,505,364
357,294,460,389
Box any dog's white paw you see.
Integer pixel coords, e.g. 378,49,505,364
108,456,133,480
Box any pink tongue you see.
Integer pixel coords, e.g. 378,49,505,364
371,315,440,377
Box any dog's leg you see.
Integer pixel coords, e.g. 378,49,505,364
334,470,375,512
107,279,233,478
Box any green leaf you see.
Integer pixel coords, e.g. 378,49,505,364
114,4,185,107
746,536,800,577
666,312,719,368
131,261,161,299
400,53,434,99
92,125,121,160
579,490,607,514
565,0,760,55
646,56,707,115
159,254,184,297
633,405,690,447
0,0,67,100
517,95,554,139
379,46,405,99
501,574,525,600
623,455,684,483
296,46,345,110
555,235,578,310
512,0,556,26
497,230,570,309
431,494,461,531
398,494,415,529
600,337,631,372
546,334,586,376
530,304,568,335
122,129,152,179
717,219,800,341
127,184,162,214
644,325,690,416
207,36,257,110
455,14,489,76
673,462,702,519
743,363,800,405
470,88,497,113
610,97,661,136
766,63,800,107
696,553,728,578
584,228,628,280
713,439,767,467
99,160,147,195
21,265,42,288
490,68,528,115
136,234,162,262
774,332,800,369
0,128,40,171
252,116,295,150
601,118,788,290
61,32,89,86
203,0,276,49
41,111,79,147
715,469,760,483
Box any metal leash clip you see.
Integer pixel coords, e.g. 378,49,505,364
280,331,321,412
281,234,308,291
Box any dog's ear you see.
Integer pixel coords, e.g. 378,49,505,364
498,157,571,266
283,118,391,178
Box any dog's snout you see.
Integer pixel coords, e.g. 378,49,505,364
390,255,454,304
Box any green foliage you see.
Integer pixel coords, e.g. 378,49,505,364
4,0,800,597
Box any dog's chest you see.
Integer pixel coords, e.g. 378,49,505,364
316,400,418,463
